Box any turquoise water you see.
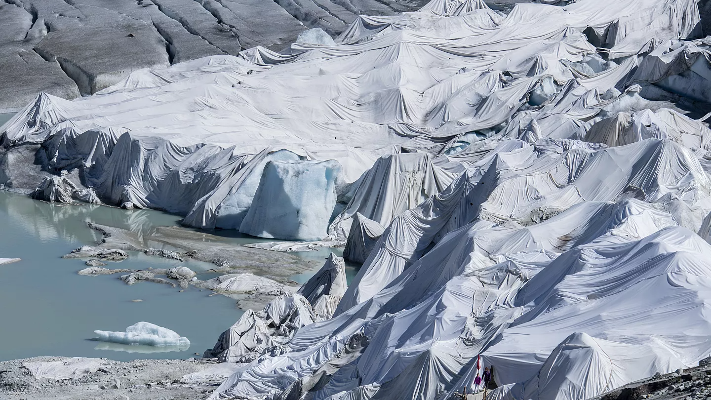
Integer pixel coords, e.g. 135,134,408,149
0,191,242,361
0,113,12,126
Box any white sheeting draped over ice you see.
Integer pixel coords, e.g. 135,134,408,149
94,322,190,347
329,152,464,240
4,0,711,397
299,253,348,305
336,137,711,312
212,197,708,400
343,213,386,263
205,255,348,362
2,0,704,239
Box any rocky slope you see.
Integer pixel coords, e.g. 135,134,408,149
595,358,711,400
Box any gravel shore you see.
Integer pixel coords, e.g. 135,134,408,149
0,356,243,400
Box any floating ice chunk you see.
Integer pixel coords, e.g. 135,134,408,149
240,160,341,241
94,322,190,347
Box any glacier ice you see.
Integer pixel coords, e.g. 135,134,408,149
295,28,336,47
5,0,711,398
240,160,341,240
93,322,190,347
214,150,302,230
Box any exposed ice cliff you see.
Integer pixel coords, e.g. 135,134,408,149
240,159,342,240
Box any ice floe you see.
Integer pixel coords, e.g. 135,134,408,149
94,322,190,348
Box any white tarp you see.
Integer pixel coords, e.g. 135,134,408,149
3,0,711,398
2,0,702,238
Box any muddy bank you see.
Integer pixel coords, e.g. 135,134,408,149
84,222,324,285
69,221,333,310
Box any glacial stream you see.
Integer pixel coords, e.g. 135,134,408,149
0,186,354,362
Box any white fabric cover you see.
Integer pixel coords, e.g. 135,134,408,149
299,253,348,305
2,0,703,238
3,0,711,398
343,213,386,264
329,153,463,240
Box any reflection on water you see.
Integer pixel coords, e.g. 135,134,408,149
0,192,181,246
93,341,191,354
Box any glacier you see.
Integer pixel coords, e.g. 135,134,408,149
4,0,711,399
0,0,429,110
